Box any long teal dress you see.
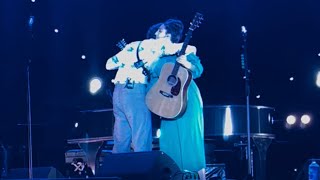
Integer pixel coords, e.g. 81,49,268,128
147,53,206,172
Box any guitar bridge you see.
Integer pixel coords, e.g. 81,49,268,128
160,90,173,98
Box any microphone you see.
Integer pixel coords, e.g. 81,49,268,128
240,26,247,70
241,25,247,40
241,26,247,34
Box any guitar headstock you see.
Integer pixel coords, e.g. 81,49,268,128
189,12,204,31
116,38,127,50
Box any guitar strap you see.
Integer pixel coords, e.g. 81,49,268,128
134,41,151,82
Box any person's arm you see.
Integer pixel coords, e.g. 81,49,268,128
105,42,139,70
161,41,197,56
143,39,202,77
176,53,203,79
105,53,123,70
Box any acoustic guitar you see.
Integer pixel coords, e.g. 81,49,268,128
145,12,203,119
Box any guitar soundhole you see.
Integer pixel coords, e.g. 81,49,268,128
171,78,181,96
167,75,178,86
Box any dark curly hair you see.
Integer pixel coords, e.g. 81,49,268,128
146,19,184,43
146,22,162,39
163,19,184,43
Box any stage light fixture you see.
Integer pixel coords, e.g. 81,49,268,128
54,29,59,33
31,0,35,2
74,122,79,128
223,107,233,136
316,71,320,87
89,77,102,94
289,77,294,81
81,55,86,60
256,95,260,99
156,129,161,138
301,114,311,125
286,115,296,125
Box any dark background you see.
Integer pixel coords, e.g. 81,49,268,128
1,0,320,179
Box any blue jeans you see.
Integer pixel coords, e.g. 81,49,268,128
112,83,152,153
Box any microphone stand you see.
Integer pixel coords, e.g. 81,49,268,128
240,26,253,179
27,15,35,180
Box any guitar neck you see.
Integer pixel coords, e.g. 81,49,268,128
171,12,203,74
178,30,193,56
172,30,193,75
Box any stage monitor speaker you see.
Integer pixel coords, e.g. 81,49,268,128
96,151,181,180
4,166,64,179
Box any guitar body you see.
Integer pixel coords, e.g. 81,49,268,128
146,62,192,119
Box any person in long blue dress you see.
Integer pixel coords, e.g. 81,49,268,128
145,19,206,180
